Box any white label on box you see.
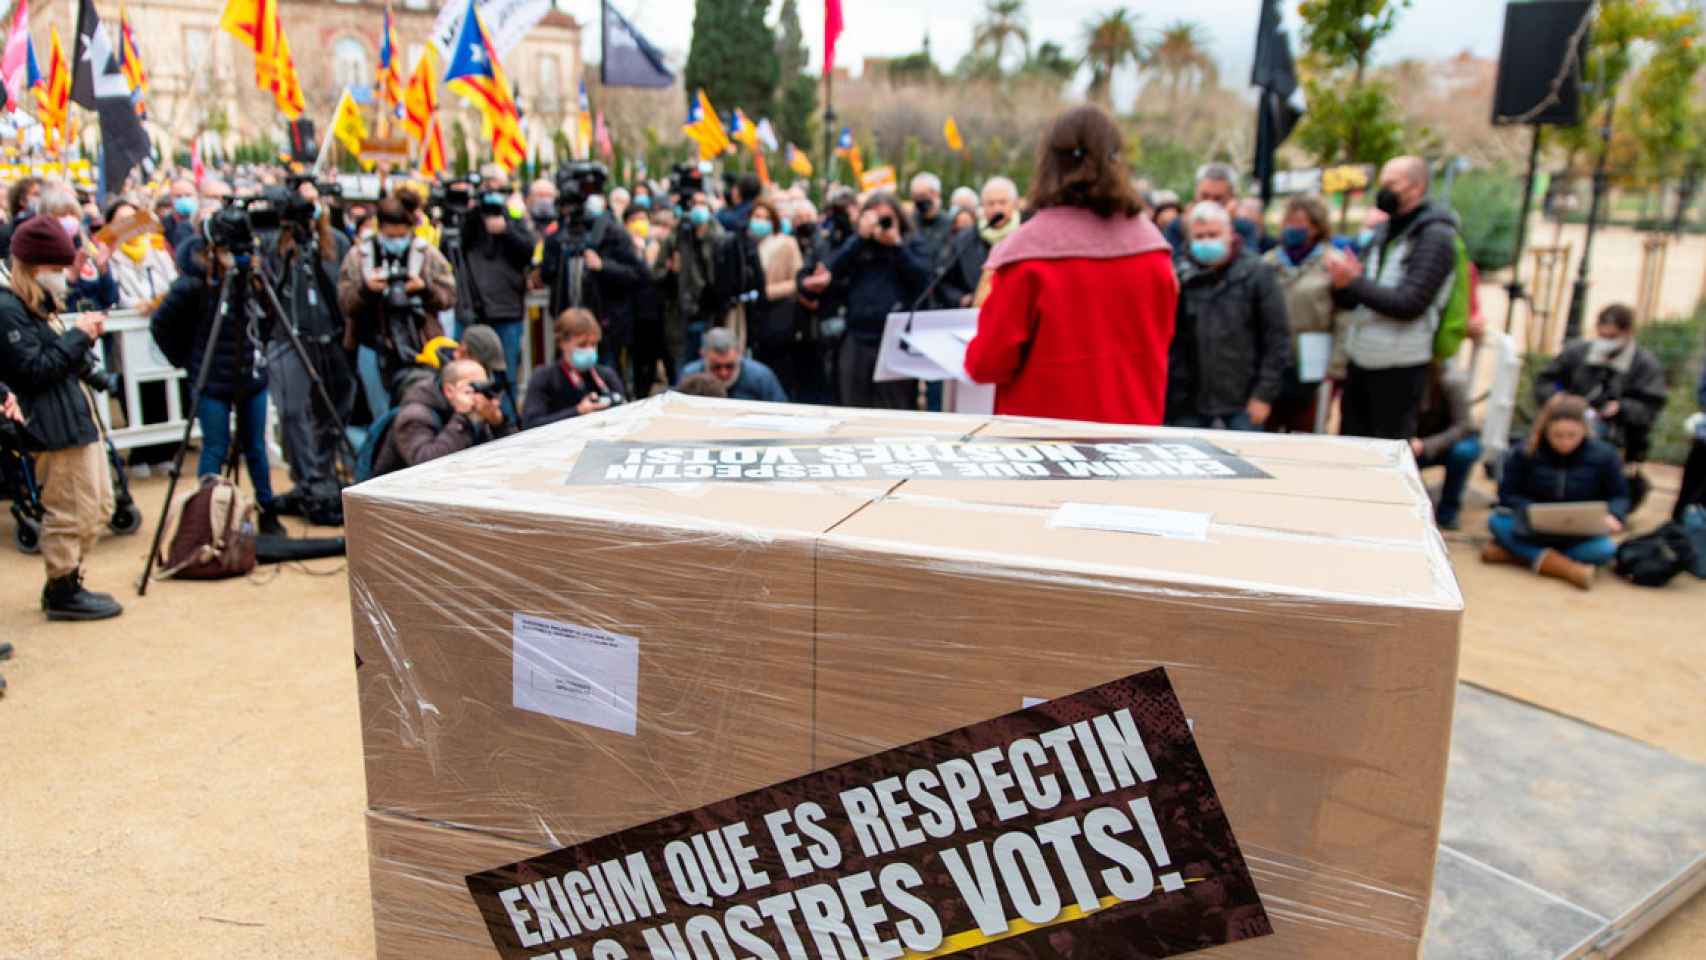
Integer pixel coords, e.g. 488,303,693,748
724,413,843,434
512,614,639,736
1049,502,1213,541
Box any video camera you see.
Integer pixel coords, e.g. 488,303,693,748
205,202,259,257
430,174,480,225
555,161,609,223
669,162,707,206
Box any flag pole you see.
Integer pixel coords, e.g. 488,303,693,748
820,67,834,200
311,95,340,176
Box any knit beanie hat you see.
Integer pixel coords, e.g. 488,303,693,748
10,216,78,267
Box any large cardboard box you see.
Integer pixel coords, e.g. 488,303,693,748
346,395,1461,958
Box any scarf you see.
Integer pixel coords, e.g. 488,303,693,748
983,206,1170,272
120,235,151,263
979,214,1020,248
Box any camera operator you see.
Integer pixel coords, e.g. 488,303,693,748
152,207,285,535
372,358,513,476
0,218,123,620
652,189,725,368
522,308,626,429
459,187,535,386
538,163,645,388
337,198,456,399
267,181,354,523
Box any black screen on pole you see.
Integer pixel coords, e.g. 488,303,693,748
1492,0,1591,126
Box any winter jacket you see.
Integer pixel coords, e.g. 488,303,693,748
270,230,351,344
1416,366,1476,460
822,236,932,344
521,360,627,430
936,229,991,310
910,209,954,270
1498,436,1631,522
1332,201,1458,369
652,219,726,327
680,356,789,403
1536,339,1668,432
336,234,455,356
0,286,99,451
460,213,536,322
1169,248,1292,420
375,374,517,476
541,214,647,346
109,242,179,309
966,210,1178,426
152,270,268,401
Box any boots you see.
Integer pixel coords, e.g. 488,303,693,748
1481,542,1516,565
1535,549,1595,590
41,569,124,621
259,504,286,537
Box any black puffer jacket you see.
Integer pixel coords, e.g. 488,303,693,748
1499,436,1631,521
1169,248,1292,419
0,287,98,451
152,264,268,402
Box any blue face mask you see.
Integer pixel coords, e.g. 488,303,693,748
1357,228,1375,248
381,236,410,256
1190,239,1228,265
634,195,652,210
173,197,197,218
689,206,711,226
779,219,793,236
1280,226,1311,250
570,346,598,371
748,219,773,239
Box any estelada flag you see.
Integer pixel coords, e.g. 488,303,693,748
377,2,404,119
944,115,964,152
441,0,525,172
682,88,731,160
785,143,813,177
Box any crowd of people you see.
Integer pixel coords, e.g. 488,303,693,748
1,103,1704,648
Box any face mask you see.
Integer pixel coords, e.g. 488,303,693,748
795,222,815,243
1280,226,1310,250
1356,228,1375,248
1189,239,1228,265
25,197,41,215
779,219,793,236
530,201,556,221
37,270,69,299
380,236,410,256
57,216,82,238
749,219,773,239
1375,187,1402,216
689,206,711,227
1596,336,1629,353
628,219,650,239
634,195,652,210
585,195,607,217
173,197,197,218
570,346,599,371
987,211,1007,228
913,196,933,217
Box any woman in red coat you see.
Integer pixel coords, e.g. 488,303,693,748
964,105,1178,425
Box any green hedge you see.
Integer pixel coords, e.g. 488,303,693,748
1450,170,1522,272
1638,306,1705,466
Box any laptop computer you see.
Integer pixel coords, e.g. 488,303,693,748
1526,501,1610,537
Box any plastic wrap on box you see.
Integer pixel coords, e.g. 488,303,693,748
345,394,1462,959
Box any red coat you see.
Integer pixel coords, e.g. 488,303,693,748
965,247,1178,425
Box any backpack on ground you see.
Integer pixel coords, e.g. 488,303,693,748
155,475,258,580
352,405,441,483
1681,505,1706,579
1433,231,1473,362
1613,523,1698,588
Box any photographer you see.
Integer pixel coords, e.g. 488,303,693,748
652,190,725,367
459,188,535,383
337,199,456,398
152,208,284,535
372,358,513,476
538,164,645,386
1536,303,1668,486
268,182,354,522
0,218,123,620
522,308,626,430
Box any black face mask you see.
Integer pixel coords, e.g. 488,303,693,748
794,222,816,244
1375,187,1402,217
913,197,933,217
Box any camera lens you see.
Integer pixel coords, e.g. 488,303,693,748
878,215,894,230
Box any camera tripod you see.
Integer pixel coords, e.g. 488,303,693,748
137,251,360,597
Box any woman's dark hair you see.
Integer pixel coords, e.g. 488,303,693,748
1528,393,1590,456
860,193,910,237
748,200,780,230
9,176,42,220
1282,194,1331,240
103,199,138,225
1025,105,1141,218
375,198,412,228
1597,303,1635,332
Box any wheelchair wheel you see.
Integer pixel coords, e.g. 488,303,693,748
110,501,145,536
13,516,40,554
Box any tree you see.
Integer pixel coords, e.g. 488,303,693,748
684,0,780,116
1148,21,1217,109
1019,41,1078,91
1293,0,1410,174
973,0,1031,71
772,0,818,148
1082,9,1143,108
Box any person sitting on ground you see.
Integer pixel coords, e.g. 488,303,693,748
1535,303,1668,496
373,359,513,475
1483,394,1629,590
679,327,788,403
1166,201,1290,430
522,308,627,430
673,371,729,398
1411,362,1480,530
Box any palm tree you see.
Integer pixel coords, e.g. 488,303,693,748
973,0,1031,70
1148,20,1218,108
1082,9,1144,108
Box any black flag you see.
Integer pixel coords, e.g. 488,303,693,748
601,1,674,89
1251,0,1302,208
72,0,151,194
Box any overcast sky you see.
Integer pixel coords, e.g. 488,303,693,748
576,0,1506,95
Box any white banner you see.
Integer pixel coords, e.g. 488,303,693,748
431,0,552,59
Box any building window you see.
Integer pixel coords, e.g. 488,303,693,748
184,28,212,94
332,37,371,92
537,54,561,111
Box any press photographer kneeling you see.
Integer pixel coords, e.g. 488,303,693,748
372,358,514,477
0,218,122,620
337,198,456,399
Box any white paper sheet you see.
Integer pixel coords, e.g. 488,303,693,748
1048,502,1213,541
1296,332,1333,384
512,614,639,736
902,329,973,382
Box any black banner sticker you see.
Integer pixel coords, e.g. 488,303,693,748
565,438,1269,485
466,668,1271,959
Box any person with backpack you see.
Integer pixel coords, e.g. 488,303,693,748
1326,156,1463,440
0,218,123,620
1483,394,1629,590
369,359,514,478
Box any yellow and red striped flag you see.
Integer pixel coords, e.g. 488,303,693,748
441,2,525,172
119,4,149,118
403,48,438,144
37,27,70,153
377,3,404,121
